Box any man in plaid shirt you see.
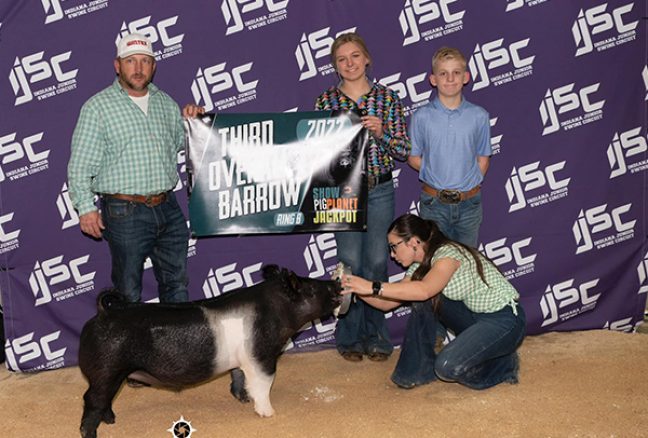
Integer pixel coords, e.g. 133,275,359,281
68,33,202,303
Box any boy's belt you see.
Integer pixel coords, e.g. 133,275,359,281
105,192,168,207
422,184,480,204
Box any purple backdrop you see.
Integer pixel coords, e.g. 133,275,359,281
0,0,646,371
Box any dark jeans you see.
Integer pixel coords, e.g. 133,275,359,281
101,191,189,303
391,296,526,390
419,191,483,247
334,180,394,356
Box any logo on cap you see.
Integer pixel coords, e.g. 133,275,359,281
117,33,154,58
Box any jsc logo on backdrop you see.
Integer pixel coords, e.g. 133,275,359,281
607,127,648,179
186,221,198,259
0,131,50,183
58,183,100,231
58,183,80,230
572,202,636,255
170,150,188,192
479,236,536,281
41,0,109,24
117,15,185,61
0,211,20,255
295,26,357,82
378,71,431,117
572,2,638,57
490,117,502,155
540,276,601,328
392,167,403,190
505,0,549,12
304,233,338,279
505,160,570,213
399,0,465,47
9,50,78,106
4,329,67,372
408,199,421,217
637,250,648,295
191,60,259,112
221,0,289,35
202,262,263,298
604,317,637,333
539,81,605,136
29,254,96,306
468,37,535,91
287,316,337,351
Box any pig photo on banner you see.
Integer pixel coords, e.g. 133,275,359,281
186,111,369,235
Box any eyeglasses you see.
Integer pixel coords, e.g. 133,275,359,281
388,240,405,253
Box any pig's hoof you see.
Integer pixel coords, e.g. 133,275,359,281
80,426,97,438
230,380,250,403
102,408,115,424
254,404,275,417
232,388,251,403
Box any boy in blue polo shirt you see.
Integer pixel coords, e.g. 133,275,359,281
408,47,491,247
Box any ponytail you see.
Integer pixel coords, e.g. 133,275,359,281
388,214,493,312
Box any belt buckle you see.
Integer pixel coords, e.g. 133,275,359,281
439,189,461,204
144,194,162,207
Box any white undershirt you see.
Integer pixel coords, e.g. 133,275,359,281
130,93,149,115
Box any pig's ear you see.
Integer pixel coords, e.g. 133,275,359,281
287,271,301,290
262,264,282,280
284,271,304,300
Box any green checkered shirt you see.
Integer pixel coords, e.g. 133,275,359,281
68,79,185,215
406,244,519,314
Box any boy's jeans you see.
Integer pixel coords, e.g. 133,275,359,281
419,191,482,247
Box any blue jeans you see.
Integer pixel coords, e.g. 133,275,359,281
391,296,526,390
419,191,483,247
101,191,189,303
334,180,394,356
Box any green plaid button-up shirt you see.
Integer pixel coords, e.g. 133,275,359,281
407,244,519,314
68,79,185,215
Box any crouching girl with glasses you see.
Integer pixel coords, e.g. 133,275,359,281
342,213,526,389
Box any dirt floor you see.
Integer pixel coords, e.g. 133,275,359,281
2,329,648,438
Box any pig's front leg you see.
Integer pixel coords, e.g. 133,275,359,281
240,362,276,417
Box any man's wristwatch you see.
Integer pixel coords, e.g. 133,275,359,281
372,281,383,296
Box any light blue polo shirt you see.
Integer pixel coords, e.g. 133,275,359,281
409,97,491,191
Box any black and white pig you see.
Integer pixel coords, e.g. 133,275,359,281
78,265,343,438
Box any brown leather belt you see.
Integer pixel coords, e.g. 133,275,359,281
422,184,480,204
106,192,168,207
